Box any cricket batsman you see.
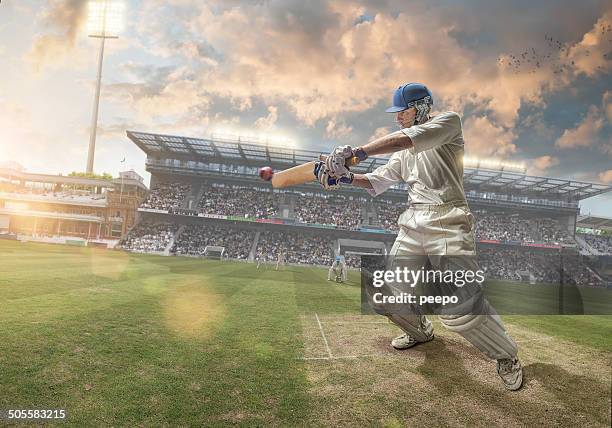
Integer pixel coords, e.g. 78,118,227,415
314,83,523,391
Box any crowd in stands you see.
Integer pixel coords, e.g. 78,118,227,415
135,183,579,247
375,200,406,231
473,210,574,244
121,217,606,287
256,231,334,265
478,247,603,287
293,193,363,229
535,218,574,244
199,185,277,219
141,182,191,211
579,233,612,255
172,225,254,259
121,222,177,253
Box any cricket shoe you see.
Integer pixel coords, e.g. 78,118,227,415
497,357,523,391
391,332,434,350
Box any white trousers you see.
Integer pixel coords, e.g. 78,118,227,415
386,201,518,360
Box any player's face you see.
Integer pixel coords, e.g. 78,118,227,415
396,107,417,129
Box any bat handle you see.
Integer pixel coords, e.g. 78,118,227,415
346,156,360,166
317,154,360,167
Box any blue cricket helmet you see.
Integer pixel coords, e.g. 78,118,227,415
385,83,433,113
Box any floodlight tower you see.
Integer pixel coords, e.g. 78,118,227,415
86,1,124,174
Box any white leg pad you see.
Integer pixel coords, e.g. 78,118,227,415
439,307,517,360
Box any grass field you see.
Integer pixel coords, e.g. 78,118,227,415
1,240,611,427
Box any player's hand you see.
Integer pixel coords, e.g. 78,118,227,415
325,145,353,177
314,161,339,190
314,161,354,190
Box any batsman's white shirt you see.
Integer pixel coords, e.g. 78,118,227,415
365,111,474,255
365,111,465,204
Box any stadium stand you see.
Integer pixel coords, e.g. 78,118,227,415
578,233,612,255
375,199,406,232
141,182,191,211
121,130,612,288
478,247,603,287
293,193,363,228
473,209,574,244
199,184,277,219
256,231,334,266
172,224,254,259
121,222,177,253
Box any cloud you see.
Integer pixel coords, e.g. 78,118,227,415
565,11,612,78
25,34,87,73
15,0,611,183
599,170,612,183
369,126,391,141
105,66,210,121
254,106,279,130
603,90,612,121
529,155,560,175
463,116,517,157
118,0,612,159
555,105,605,149
24,0,132,72
25,0,88,71
41,0,88,41
325,117,353,139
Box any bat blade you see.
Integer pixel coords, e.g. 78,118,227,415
271,161,317,188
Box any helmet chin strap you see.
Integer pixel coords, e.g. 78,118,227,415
414,103,432,125
395,96,433,128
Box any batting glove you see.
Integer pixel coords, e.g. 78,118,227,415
325,145,353,177
314,161,340,190
325,145,369,178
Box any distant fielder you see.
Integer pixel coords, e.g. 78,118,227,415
328,255,347,283
275,250,285,271
315,83,523,390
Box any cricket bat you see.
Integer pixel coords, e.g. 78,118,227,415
271,155,360,189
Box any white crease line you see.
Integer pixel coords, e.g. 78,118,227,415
324,321,390,324
515,337,555,344
299,354,381,361
315,313,333,358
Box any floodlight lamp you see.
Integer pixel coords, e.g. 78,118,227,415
87,1,125,38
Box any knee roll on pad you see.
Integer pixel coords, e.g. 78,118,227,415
439,305,517,360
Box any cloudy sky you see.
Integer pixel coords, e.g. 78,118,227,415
1,0,611,214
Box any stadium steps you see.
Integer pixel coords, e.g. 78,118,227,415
183,182,204,210
277,193,296,219
574,234,600,255
368,201,381,226
166,225,186,255
249,231,261,261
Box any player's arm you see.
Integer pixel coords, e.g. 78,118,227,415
316,152,403,194
348,174,374,190
344,131,412,190
356,130,413,158
328,112,460,178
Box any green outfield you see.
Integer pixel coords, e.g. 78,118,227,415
1,241,610,427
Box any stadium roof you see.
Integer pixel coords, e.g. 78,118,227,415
127,130,612,201
0,167,113,188
576,215,612,231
